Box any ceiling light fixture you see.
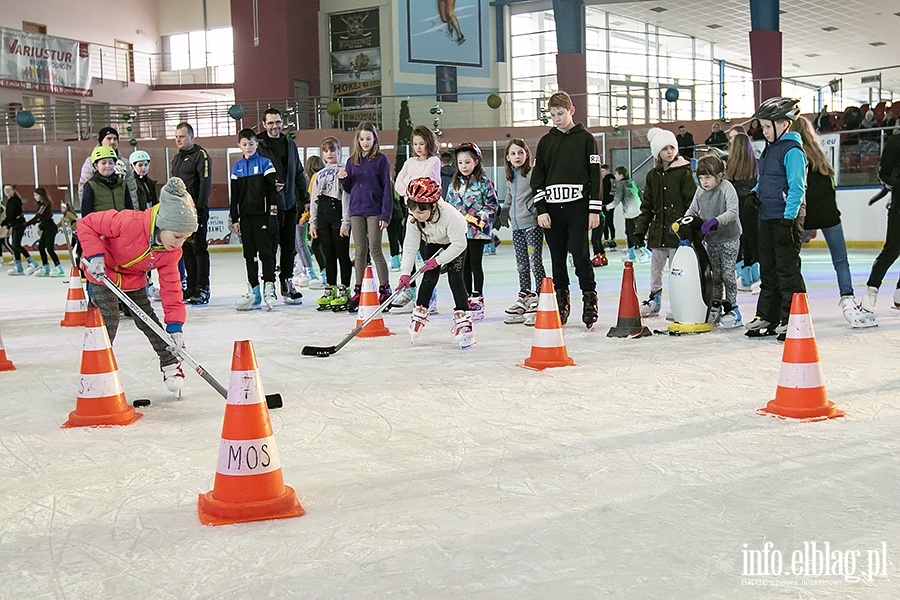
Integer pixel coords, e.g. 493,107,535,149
707,24,722,29
649,6,667,12
821,26,838,32
869,41,886,46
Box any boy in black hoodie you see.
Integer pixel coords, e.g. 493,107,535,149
531,91,602,328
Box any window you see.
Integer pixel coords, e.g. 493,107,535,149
163,27,234,72
115,40,135,83
22,21,46,34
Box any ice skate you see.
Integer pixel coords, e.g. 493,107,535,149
316,286,337,311
263,282,277,311
621,247,636,263
468,294,484,322
409,305,428,343
390,287,415,314
8,262,24,276
861,286,878,314
591,253,608,267
718,306,743,329
23,261,40,276
280,278,303,305
582,290,598,329
330,285,351,311
161,363,185,399
744,316,770,331
840,295,877,328
640,290,661,317
236,284,262,311
556,288,570,325
308,270,326,290
390,255,401,272
34,265,51,277
504,291,535,324
148,283,161,301
346,284,362,313
293,269,311,288
452,310,476,349
637,247,651,263
378,283,392,305
893,288,900,310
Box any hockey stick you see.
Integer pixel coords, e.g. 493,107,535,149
301,249,443,357
87,264,283,409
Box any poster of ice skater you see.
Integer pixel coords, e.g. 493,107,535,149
406,0,483,67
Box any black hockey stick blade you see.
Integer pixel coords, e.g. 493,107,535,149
265,394,283,409
301,345,337,357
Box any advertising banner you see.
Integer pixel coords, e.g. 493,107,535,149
0,27,92,97
329,8,382,130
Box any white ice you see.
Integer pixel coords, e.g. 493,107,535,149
1,247,898,599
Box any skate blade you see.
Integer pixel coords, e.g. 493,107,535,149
459,338,476,349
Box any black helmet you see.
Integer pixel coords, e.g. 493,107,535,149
454,141,482,159
754,97,801,122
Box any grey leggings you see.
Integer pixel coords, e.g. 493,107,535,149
706,238,740,305
351,215,388,286
88,282,178,368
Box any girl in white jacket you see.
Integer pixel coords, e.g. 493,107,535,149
609,166,650,263
396,178,474,348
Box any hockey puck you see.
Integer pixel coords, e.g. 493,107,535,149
132,399,152,408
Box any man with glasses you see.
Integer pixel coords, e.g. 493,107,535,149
256,108,309,304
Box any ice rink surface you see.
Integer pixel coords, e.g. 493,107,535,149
1,247,898,599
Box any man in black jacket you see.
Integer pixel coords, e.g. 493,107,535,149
170,122,212,304
676,125,695,159
705,122,728,149
256,108,309,304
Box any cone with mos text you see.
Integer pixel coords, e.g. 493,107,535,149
198,340,304,526
62,307,142,427
0,328,16,371
518,277,576,370
354,266,392,338
607,261,652,338
60,266,88,327
758,292,845,421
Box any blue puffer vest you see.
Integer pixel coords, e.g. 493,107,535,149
756,132,802,220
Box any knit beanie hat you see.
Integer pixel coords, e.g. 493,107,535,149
156,177,198,233
865,110,875,121
97,127,119,142
647,127,678,159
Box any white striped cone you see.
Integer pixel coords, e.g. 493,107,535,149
198,339,303,525
518,277,575,370
759,293,844,420
60,266,88,327
62,307,141,427
354,266,392,338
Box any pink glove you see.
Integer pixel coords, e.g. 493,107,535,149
422,257,440,272
397,275,411,290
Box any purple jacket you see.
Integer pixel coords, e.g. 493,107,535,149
340,153,392,222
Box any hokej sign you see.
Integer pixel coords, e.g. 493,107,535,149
1,27,92,97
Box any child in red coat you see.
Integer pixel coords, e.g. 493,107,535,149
78,178,198,395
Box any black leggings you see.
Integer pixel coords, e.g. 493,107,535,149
316,197,352,287
8,225,31,261
38,226,60,266
867,192,900,289
463,238,487,295
417,243,469,311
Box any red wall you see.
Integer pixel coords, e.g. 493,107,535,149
230,0,320,103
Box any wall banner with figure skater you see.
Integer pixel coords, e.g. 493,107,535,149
329,8,382,129
405,0,484,68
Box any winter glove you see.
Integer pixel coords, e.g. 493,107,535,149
165,323,184,354
700,218,719,236
86,255,106,279
498,204,511,228
397,275,411,290
775,218,797,247
421,257,440,272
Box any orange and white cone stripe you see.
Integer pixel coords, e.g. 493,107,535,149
198,340,303,525
0,329,15,371
62,307,141,428
60,266,88,327
354,266,392,338
518,277,575,370
759,293,844,421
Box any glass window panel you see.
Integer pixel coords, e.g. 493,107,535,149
206,27,233,67
189,30,207,69
169,33,190,71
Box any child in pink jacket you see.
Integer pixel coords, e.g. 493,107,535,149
78,178,198,395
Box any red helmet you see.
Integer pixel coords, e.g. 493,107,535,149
406,177,442,204
454,141,482,159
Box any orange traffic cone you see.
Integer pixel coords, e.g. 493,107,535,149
758,293,845,421
607,261,652,338
60,266,88,327
0,328,15,371
518,277,576,370
353,266,392,338
198,340,304,526
62,307,142,428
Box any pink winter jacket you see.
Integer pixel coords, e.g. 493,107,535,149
77,207,186,327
